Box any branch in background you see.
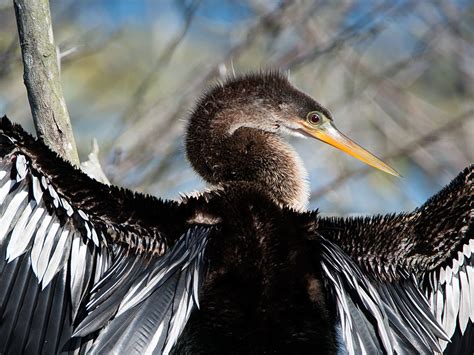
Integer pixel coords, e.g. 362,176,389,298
279,0,409,70
120,0,201,124
111,0,295,186
13,0,79,166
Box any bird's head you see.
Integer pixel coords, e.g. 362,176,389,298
215,71,399,177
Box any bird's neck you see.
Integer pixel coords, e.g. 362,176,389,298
186,111,309,211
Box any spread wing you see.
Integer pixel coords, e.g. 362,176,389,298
72,226,211,355
317,165,473,354
0,116,212,354
318,237,448,355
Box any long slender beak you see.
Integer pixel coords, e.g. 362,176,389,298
298,121,400,177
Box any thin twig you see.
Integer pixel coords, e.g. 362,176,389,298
120,0,201,124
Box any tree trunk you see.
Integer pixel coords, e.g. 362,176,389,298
13,0,80,166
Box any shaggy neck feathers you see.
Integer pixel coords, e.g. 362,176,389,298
185,76,309,210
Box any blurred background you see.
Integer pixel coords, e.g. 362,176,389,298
0,0,472,215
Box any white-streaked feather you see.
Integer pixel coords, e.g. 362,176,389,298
439,267,446,285
184,294,195,331
458,251,465,268
429,291,435,311
193,265,200,308
0,179,14,205
116,277,148,317
439,339,448,352
99,230,108,247
451,274,461,334
443,275,458,337
70,236,89,317
61,198,73,217
70,235,81,288
15,154,28,181
452,257,460,275
430,271,438,292
164,285,190,355
467,265,474,322
30,214,53,276
91,228,99,247
339,300,354,355
36,222,60,281
42,229,70,289
84,222,91,239
93,250,104,284
144,322,165,355
6,200,35,261
435,287,444,325
41,176,48,189
0,188,28,243
78,209,89,220
31,175,43,203
458,269,470,334
113,228,209,354
48,185,60,208
98,248,111,282
116,266,166,316
7,205,44,261
445,265,453,284
322,268,358,354
463,243,471,258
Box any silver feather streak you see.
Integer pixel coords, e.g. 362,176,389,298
74,226,211,355
319,236,448,355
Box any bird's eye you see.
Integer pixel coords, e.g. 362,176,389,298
306,111,322,125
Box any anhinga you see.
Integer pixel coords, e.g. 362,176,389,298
0,72,472,355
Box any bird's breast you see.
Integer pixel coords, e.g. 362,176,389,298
173,197,337,354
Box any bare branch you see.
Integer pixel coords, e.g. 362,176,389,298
280,1,411,70
13,0,79,165
121,0,201,124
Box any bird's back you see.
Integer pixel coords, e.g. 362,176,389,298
175,186,338,354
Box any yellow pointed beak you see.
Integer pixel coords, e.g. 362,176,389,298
299,120,400,177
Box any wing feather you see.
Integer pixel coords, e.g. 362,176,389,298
0,117,190,353
82,227,212,355
318,236,446,355
317,165,473,354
